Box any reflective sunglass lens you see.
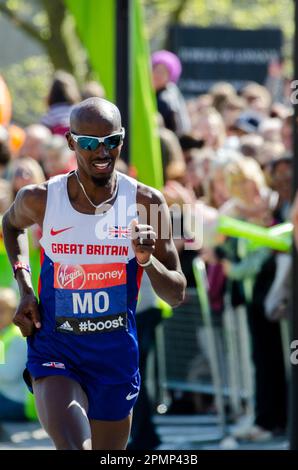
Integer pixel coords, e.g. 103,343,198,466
104,135,122,149
77,137,99,151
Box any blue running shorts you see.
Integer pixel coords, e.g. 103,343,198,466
24,363,140,421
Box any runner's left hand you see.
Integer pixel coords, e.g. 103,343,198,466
130,220,156,265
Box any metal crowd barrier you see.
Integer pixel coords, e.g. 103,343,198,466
155,257,255,440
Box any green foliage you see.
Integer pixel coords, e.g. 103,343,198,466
0,55,53,126
1,0,50,34
0,0,88,73
0,0,88,126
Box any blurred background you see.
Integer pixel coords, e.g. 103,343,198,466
0,0,297,451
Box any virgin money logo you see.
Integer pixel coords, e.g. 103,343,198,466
56,264,86,289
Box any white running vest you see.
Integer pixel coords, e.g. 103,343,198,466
40,170,138,266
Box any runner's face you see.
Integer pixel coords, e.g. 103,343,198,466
68,119,123,181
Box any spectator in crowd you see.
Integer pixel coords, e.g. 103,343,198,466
258,118,282,143
152,50,191,136
240,82,272,117
270,102,291,120
205,159,233,210
231,110,263,137
0,288,27,422
185,148,215,199
19,125,51,164
216,94,246,135
0,126,11,179
265,59,285,104
239,134,264,160
41,70,81,135
291,191,298,250
10,157,45,198
270,156,292,222
221,157,277,224
81,81,105,100
209,81,236,110
194,94,213,113
0,179,13,215
281,112,293,153
41,135,77,178
179,134,204,164
158,117,186,182
257,141,286,188
191,107,226,151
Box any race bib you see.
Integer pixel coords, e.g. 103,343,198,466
53,262,127,334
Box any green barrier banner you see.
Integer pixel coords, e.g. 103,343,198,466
130,0,163,188
192,258,210,317
65,0,115,101
218,215,292,252
0,216,14,287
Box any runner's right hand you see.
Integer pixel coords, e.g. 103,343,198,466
13,293,41,337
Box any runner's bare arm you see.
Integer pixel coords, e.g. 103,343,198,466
134,185,186,307
2,184,47,336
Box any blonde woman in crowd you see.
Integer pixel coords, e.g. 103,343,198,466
221,157,278,225
191,107,226,151
0,288,27,422
240,82,272,117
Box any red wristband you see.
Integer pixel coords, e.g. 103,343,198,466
13,262,32,277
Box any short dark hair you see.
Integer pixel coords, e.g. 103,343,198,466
48,70,81,106
179,134,204,151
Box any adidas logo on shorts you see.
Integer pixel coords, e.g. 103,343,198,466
57,320,73,332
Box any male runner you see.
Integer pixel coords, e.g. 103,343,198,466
2,97,186,450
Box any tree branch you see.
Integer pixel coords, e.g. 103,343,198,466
170,0,190,23
40,0,74,72
0,2,45,44
163,0,191,49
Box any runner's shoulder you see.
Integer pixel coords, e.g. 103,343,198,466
15,182,48,214
16,181,48,204
136,182,165,207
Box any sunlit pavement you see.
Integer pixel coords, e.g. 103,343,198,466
0,415,288,450
0,421,54,449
